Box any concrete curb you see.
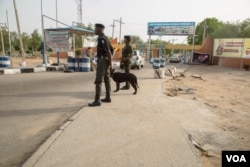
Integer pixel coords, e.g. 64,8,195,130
0,66,64,75
22,109,83,167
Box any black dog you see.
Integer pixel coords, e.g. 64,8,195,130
111,69,139,95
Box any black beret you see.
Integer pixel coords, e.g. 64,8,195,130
124,35,131,40
95,23,105,29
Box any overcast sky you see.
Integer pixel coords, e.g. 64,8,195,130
0,0,250,43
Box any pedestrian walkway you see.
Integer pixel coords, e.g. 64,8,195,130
23,74,202,167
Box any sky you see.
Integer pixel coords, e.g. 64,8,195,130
0,0,250,43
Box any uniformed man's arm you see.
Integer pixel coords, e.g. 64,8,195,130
101,37,112,68
127,45,133,58
123,45,133,61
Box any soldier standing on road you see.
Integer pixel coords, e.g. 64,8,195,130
121,35,133,90
88,24,112,107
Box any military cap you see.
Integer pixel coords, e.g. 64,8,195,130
95,23,105,29
124,35,131,40
124,35,131,41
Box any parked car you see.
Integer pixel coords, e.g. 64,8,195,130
169,54,182,63
120,50,145,70
131,50,145,69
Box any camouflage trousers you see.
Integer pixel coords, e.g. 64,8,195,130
124,63,131,73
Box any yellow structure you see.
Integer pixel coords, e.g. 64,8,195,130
166,44,201,50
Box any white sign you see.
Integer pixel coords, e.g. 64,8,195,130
82,36,98,47
148,22,195,36
45,30,72,52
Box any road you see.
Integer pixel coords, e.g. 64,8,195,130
0,70,95,167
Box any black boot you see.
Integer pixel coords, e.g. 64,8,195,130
102,79,111,103
88,95,101,107
101,93,111,103
89,84,101,107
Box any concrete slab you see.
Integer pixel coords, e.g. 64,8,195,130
3,69,21,75
33,67,46,73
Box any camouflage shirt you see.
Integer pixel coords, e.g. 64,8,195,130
122,45,133,63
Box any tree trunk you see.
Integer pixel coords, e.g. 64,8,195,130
13,0,26,64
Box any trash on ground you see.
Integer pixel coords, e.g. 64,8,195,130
188,134,210,157
192,74,203,80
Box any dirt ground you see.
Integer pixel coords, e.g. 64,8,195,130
10,57,67,68
164,65,250,167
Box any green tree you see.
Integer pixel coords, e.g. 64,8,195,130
86,23,94,31
187,17,223,45
149,39,171,54
75,35,82,48
21,32,31,52
212,22,240,38
30,29,42,52
0,27,12,54
239,18,250,37
150,39,169,45
130,36,143,44
11,31,20,51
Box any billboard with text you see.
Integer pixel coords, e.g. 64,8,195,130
45,30,72,52
148,22,195,36
214,38,250,58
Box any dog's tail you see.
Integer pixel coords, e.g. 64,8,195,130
135,77,139,88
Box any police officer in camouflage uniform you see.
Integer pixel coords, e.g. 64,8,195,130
88,24,112,107
121,35,133,90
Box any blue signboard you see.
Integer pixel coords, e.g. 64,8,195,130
148,22,195,36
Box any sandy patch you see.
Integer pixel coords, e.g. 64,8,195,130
164,65,250,167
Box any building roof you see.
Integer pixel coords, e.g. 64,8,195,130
45,26,94,35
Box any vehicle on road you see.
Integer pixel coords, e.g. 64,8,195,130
169,54,182,63
120,50,145,70
131,50,145,70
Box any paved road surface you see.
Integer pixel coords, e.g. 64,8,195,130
0,71,95,166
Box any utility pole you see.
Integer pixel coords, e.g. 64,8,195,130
117,17,124,44
41,0,47,65
202,20,207,45
171,38,177,54
55,0,60,64
110,20,116,39
6,10,11,57
110,19,119,39
56,0,58,27
13,0,26,64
